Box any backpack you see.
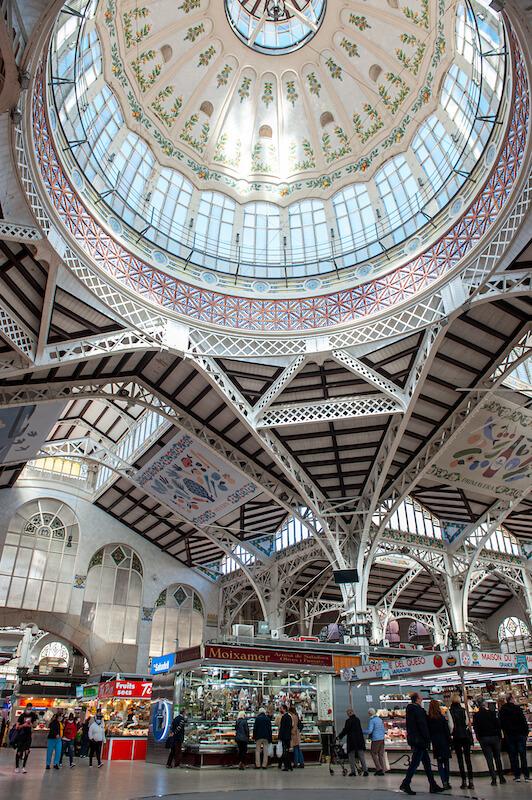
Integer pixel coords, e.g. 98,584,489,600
8,725,18,748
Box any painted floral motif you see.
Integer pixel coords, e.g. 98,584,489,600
123,7,150,48
326,57,342,80
289,139,316,171
216,64,232,87
262,81,274,107
179,113,210,154
185,23,205,42
379,72,410,114
151,86,183,127
198,45,216,67
306,72,321,96
111,43,128,87
213,133,242,167
321,126,351,163
352,104,384,143
128,90,153,127
403,0,429,29
286,80,298,105
238,76,252,102
178,0,201,12
340,38,359,58
349,14,370,30
131,50,161,92
396,33,426,75
251,141,276,173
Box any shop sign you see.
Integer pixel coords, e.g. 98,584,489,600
174,645,202,664
150,653,176,675
76,686,83,699
516,655,528,675
82,685,99,699
204,644,333,668
98,679,152,699
459,651,517,670
354,652,459,680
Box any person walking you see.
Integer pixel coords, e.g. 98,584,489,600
289,705,304,769
427,699,452,790
235,711,249,770
80,715,91,759
88,713,106,767
498,693,530,783
13,707,35,774
61,713,78,768
278,704,293,772
472,698,506,786
253,707,272,769
45,713,63,770
448,693,474,789
166,710,186,769
400,693,444,795
365,708,386,776
338,708,369,777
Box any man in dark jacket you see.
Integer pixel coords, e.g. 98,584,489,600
166,710,186,769
253,708,272,769
499,694,530,782
472,698,506,785
339,708,368,777
278,704,293,772
400,693,443,795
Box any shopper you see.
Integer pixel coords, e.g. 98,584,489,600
88,713,106,767
253,707,272,769
235,711,249,770
278,704,293,772
289,705,304,769
449,693,474,789
80,715,91,758
45,713,63,770
498,693,530,782
472,698,506,786
60,713,77,768
338,708,369,777
427,699,452,789
400,693,444,795
166,710,186,769
365,708,386,776
13,708,34,774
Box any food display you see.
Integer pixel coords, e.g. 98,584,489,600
88,697,150,738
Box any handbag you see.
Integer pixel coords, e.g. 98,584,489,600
268,743,274,757
275,741,283,758
165,734,176,750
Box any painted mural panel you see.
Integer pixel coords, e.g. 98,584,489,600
430,399,532,501
136,430,261,526
0,403,65,465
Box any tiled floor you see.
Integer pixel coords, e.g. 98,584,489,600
1,750,530,800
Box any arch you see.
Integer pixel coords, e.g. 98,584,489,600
498,616,530,654
149,583,204,656
81,543,143,645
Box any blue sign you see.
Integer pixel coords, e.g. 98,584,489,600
381,661,391,681
516,654,528,675
150,652,176,675
152,700,172,742
76,685,83,699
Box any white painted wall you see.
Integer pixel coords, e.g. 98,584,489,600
0,485,219,674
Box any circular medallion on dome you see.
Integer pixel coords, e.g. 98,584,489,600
225,0,326,55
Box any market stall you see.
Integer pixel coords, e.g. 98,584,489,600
148,642,339,768
345,650,532,774
95,677,152,761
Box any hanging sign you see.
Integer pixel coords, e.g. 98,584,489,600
150,653,176,675
98,679,152,699
204,644,333,668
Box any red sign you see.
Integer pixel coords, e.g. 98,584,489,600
98,680,152,699
204,644,333,668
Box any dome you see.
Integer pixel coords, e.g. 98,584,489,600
45,0,509,301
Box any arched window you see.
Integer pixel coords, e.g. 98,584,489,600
374,155,422,243
0,499,79,613
241,202,282,267
196,191,235,259
408,620,430,642
498,617,530,654
332,183,376,260
81,545,143,644
288,199,329,262
39,641,70,667
149,585,204,657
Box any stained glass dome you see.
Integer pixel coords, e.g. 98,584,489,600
225,0,327,55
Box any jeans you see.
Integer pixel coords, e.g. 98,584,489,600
255,738,269,768
403,746,437,788
62,739,74,766
46,738,62,767
293,745,304,766
371,740,386,772
506,734,530,780
88,740,102,766
236,740,248,764
453,737,473,782
437,757,450,785
478,736,504,780
348,749,368,774
166,741,182,768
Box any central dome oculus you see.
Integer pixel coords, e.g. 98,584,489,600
225,0,326,55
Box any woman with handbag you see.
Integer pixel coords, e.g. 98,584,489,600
449,693,474,789
427,699,452,790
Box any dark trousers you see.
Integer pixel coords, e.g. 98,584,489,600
15,746,30,769
62,739,74,766
80,734,89,757
403,746,437,787
281,740,292,771
166,741,182,768
88,740,102,766
437,757,450,785
478,736,504,780
506,734,529,779
453,737,473,781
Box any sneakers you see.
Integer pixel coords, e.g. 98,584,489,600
460,781,467,790
46,766,50,770
500,776,506,784
54,765,60,770
22,769,27,774
15,768,20,773
430,785,444,793
468,781,475,789
70,763,75,768
400,783,416,795
514,777,521,782
443,783,452,790
491,778,497,785
363,771,369,777
98,762,103,768
524,777,531,783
